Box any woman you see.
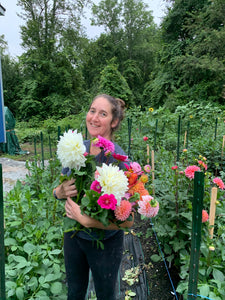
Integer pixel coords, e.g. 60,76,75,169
53,94,134,300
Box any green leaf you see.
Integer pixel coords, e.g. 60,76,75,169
24,242,36,255
50,282,62,294
4,238,17,246
199,284,210,297
213,269,225,282
16,287,24,300
45,273,57,282
150,254,161,262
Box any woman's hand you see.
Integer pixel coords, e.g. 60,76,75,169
65,197,93,227
54,178,77,199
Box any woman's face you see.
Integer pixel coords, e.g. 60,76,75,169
86,97,118,140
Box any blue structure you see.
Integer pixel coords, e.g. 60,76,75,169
0,3,6,143
0,55,5,143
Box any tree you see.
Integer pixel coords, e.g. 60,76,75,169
98,58,134,106
15,0,90,120
145,0,225,109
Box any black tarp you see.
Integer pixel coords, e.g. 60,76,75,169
86,233,150,300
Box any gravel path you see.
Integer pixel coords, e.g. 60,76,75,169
0,157,29,194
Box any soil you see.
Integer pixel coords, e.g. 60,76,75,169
133,214,182,300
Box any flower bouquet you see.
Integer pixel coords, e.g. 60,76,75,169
57,130,159,239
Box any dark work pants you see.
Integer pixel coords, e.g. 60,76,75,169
64,231,124,300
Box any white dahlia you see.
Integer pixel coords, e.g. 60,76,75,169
96,163,128,205
57,129,86,170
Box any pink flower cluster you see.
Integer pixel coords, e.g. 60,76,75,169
184,165,201,179
213,177,225,190
115,200,132,221
93,135,115,153
138,195,159,218
202,209,209,223
97,194,117,210
198,160,207,170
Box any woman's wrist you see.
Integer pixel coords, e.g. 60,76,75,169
53,185,64,200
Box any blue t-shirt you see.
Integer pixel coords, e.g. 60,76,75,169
61,140,128,240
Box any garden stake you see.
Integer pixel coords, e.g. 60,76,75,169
147,144,149,164
40,132,44,168
184,131,187,148
127,118,132,158
177,115,181,162
0,164,6,300
153,119,158,152
209,187,217,239
187,171,204,300
214,118,218,140
151,150,155,195
221,135,225,158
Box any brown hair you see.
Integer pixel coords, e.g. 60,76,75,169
92,94,126,133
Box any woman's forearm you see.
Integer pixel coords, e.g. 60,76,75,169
65,197,134,230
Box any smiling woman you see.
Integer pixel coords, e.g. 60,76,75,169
53,94,133,300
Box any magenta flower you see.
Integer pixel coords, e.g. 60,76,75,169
143,136,148,141
112,153,128,162
92,135,115,153
115,200,132,221
184,165,201,179
97,194,117,210
138,195,159,218
171,166,178,170
144,164,151,173
213,177,225,190
90,180,102,193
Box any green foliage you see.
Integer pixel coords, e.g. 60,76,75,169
4,159,67,299
99,58,134,106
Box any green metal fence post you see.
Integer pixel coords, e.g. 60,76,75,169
34,136,37,156
177,115,181,162
127,118,132,159
214,118,218,140
49,135,52,158
0,164,6,300
188,171,204,300
57,126,61,141
154,119,158,152
186,121,190,149
40,132,44,168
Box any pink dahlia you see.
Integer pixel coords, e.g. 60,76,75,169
92,135,115,153
138,195,159,218
97,194,117,210
112,153,128,162
202,210,209,223
143,136,148,141
114,200,132,221
213,177,225,190
144,165,151,173
90,180,102,193
130,162,143,175
184,165,201,179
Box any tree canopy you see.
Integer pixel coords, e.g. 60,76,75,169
0,0,224,120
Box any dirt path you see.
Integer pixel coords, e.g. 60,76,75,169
0,157,29,194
